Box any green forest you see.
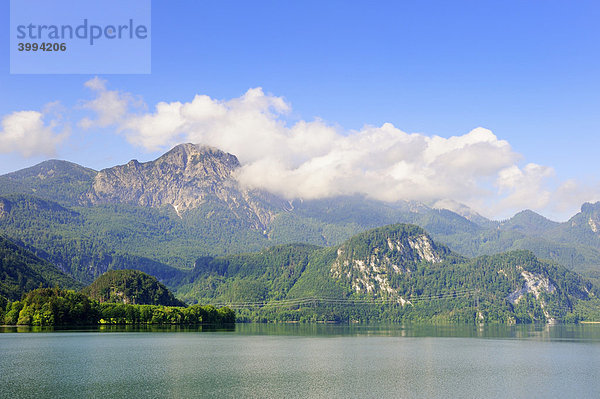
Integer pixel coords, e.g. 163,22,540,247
1,287,234,326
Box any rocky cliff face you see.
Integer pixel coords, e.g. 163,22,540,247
581,202,600,235
85,144,285,230
330,225,450,302
563,202,600,243
506,269,557,320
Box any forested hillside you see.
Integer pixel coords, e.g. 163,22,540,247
0,235,81,301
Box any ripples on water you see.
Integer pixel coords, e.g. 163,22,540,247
1,324,600,398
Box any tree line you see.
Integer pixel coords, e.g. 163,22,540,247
1,287,234,326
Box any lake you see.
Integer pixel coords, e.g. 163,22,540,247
1,324,600,398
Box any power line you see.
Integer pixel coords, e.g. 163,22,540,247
209,289,480,309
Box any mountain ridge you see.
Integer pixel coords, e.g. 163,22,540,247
0,160,97,206
1,143,600,288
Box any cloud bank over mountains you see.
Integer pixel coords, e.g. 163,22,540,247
0,78,597,220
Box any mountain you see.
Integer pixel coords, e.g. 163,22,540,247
491,204,600,279
82,269,185,306
554,202,600,246
1,155,599,323
0,235,82,301
174,224,600,323
1,143,600,292
499,210,560,236
85,144,286,230
0,159,97,206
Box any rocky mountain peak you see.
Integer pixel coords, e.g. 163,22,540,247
568,202,600,234
84,143,283,229
581,202,600,215
159,143,241,171
580,202,600,233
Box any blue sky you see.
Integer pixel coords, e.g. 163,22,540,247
1,0,599,220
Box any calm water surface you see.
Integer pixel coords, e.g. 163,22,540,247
1,324,600,398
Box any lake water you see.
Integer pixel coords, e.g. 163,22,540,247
1,324,600,398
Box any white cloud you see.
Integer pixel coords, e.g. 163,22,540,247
119,87,292,157
493,163,555,215
0,110,68,157
547,179,600,219
78,82,600,220
79,77,142,129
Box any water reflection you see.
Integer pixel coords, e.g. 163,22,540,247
3,322,600,341
0,324,236,334
233,323,600,342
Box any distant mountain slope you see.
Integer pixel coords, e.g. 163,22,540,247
0,235,82,301
0,160,97,206
0,194,185,284
0,192,278,277
82,269,185,306
486,204,600,279
499,210,560,236
553,202,600,247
